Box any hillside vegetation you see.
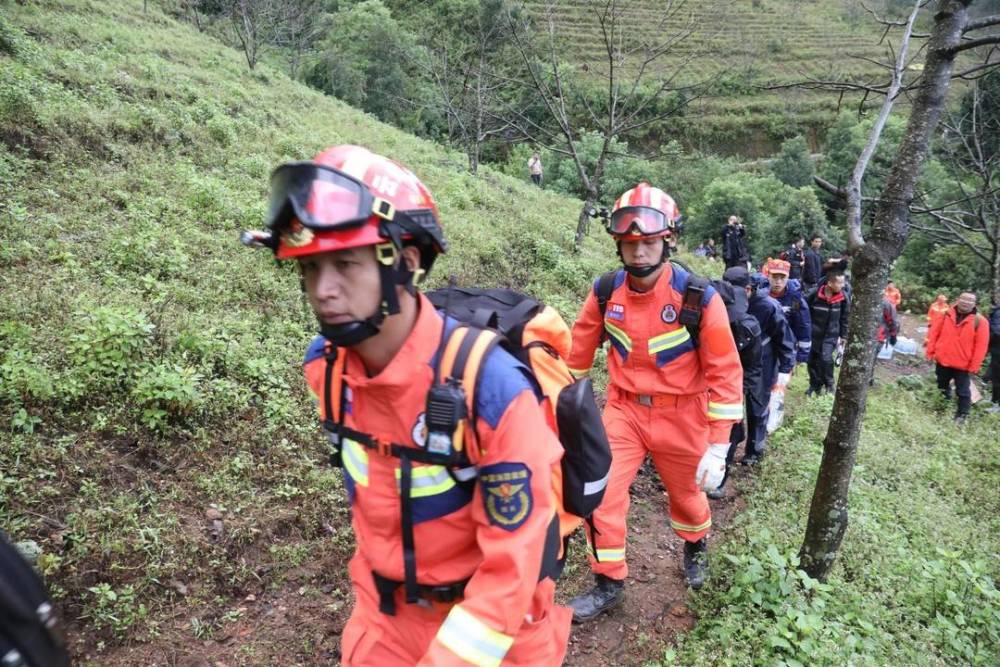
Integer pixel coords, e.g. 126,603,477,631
521,0,898,154
1,2,998,666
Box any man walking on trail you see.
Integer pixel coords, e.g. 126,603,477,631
722,215,749,269
805,272,850,396
766,259,812,367
802,235,823,293
926,292,990,424
246,145,571,665
783,237,805,281
927,294,950,333
527,151,543,186
884,280,902,309
707,267,792,498
564,182,743,619
987,302,1000,413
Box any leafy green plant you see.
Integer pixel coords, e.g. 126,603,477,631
131,363,203,432
68,306,154,390
84,583,149,639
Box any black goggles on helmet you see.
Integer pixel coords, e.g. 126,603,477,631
265,162,393,232
608,206,672,236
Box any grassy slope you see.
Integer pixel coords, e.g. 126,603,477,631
669,373,1000,667
521,0,895,153
0,0,614,660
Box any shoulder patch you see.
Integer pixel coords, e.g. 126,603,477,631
480,462,532,531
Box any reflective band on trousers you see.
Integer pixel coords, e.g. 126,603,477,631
436,604,514,667
648,327,691,355
707,401,743,420
394,464,456,498
594,547,625,562
671,517,711,533
603,321,633,352
584,470,610,496
342,439,369,486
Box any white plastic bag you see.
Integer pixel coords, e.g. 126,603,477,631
893,336,918,356
877,342,894,360
766,387,785,434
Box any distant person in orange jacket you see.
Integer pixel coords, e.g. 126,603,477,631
246,145,571,665
884,280,902,309
927,294,950,332
926,292,990,424
565,182,743,620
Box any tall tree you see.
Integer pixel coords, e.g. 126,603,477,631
803,0,1000,580
507,0,725,250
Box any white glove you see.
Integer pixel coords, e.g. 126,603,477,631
777,372,791,387
696,444,729,492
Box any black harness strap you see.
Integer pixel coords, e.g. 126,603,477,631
399,453,419,605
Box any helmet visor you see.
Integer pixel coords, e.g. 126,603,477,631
266,162,374,231
609,206,670,236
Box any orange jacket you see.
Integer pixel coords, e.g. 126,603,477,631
925,307,990,372
927,300,949,329
884,285,901,308
567,265,743,443
303,293,563,665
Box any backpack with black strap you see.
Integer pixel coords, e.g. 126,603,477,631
318,288,613,610
0,532,70,667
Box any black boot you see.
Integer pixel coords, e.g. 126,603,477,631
683,538,708,590
568,574,624,623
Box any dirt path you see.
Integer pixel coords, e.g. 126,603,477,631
561,461,747,667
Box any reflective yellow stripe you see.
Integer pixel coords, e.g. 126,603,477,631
342,439,369,486
603,321,633,352
595,547,626,562
436,605,513,667
707,401,743,420
394,464,456,498
568,366,591,379
648,327,691,354
671,518,712,533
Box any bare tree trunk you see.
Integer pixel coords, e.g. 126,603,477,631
992,241,1000,305
800,0,973,581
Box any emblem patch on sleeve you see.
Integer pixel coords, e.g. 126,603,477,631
661,304,678,323
480,463,532,531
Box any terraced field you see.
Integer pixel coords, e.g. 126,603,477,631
521,0,899,155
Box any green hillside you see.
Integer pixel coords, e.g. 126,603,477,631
521,0,896,155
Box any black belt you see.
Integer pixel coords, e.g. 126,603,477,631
371,571,469,615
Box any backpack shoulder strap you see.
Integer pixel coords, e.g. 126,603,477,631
437,325,502,462
595,270,618,317
322,345,348,466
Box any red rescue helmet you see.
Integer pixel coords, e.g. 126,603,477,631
766,258,791,276
267,145,446,276
607,182,681,240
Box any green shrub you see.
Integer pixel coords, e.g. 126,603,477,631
131,363,203,432
68,306,154,390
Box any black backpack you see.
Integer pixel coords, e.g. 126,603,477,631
711,280,763,372
0,532,70,667
424,287,613,527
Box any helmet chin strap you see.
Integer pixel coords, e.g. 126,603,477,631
618,239,669,277
316,243,416,347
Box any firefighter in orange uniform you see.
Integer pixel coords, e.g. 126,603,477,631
927,294,950,333
884,280,902,309
246,145,571,665
565,183,744,621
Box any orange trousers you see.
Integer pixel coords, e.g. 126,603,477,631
589,390,711,580
340,554,572,666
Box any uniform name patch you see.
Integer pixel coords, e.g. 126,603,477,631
661,304,677,323
480,463,532,531
607,303,625,321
